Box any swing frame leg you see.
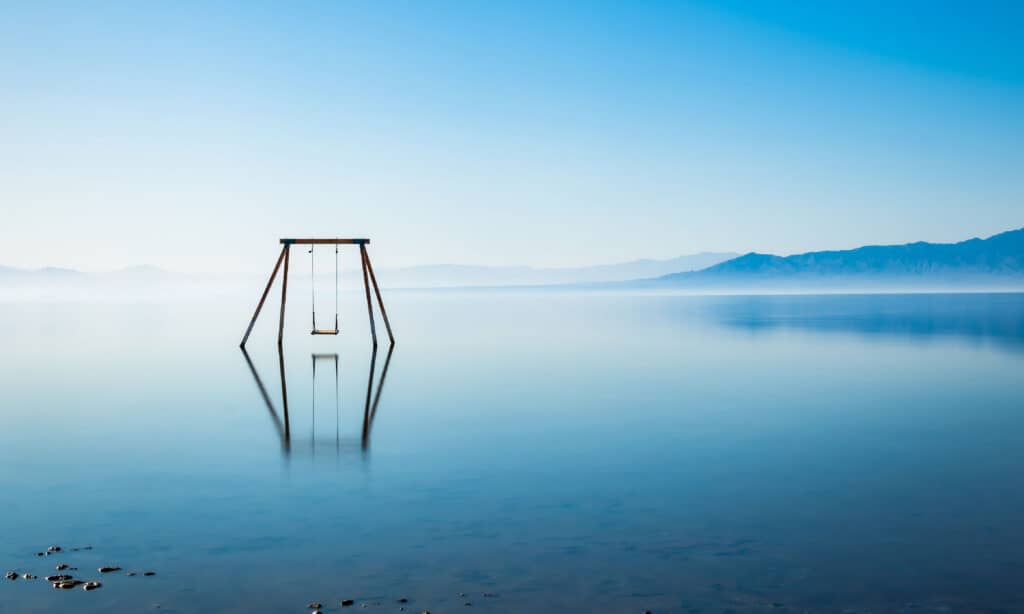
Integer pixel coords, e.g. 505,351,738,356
361,245,395,345
277,245,291,346
359,243,378,347
240,245,288,348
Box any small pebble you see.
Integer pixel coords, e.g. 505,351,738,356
46,575,72,582
341,599,355,607
5,572,18,581
56,580,81,589
23,574,37,580
397,598,409,603
127,572,137,576
144,571,156,576
83,581,102,591
56,564,69,571
308,603,322,610
99,566,122,573
35,552,45,557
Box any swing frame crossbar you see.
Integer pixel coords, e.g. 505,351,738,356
240,238,394,348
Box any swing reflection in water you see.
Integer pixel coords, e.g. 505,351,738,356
240,344,394,457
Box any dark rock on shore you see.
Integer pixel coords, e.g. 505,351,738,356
99,566,122,573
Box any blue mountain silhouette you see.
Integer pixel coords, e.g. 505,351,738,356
661,227,1024,281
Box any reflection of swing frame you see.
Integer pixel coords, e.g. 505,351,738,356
240,344,394,456
311,353,339,447
240,238,395,348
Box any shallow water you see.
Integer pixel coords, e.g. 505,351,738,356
1,291,1023,613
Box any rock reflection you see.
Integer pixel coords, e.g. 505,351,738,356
240,344,394,457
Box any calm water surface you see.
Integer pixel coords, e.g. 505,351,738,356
1,291,1023,613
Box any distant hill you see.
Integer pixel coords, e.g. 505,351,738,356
0,253,737,288
378,252,737,287
0,252,738,299
657,228,1024,288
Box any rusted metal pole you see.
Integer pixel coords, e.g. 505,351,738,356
361,246,395,345
359,243,378,347
277,245,290,346
240,246,287,347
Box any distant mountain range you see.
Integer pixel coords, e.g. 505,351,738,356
0,252,737,298
654,227,1024,289
3,228,1023,297
376,252,737,287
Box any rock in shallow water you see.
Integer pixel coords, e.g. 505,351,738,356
144,571,156,576
83,581,102,591
5,572,18,581
98,566,122,573
341,599,354,607
308,603,322,609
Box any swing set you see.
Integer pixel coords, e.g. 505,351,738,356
240,238,394,348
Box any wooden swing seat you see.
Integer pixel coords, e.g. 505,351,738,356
311,328,339,335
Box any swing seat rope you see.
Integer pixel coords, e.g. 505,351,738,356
310,244,340,335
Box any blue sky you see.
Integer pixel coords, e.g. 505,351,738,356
1,1,1021,272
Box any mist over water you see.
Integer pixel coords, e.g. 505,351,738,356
1,291,1023,612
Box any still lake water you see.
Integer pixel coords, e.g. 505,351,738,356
1,291,1023,613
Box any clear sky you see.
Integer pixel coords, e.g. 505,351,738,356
2,1,1022,272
